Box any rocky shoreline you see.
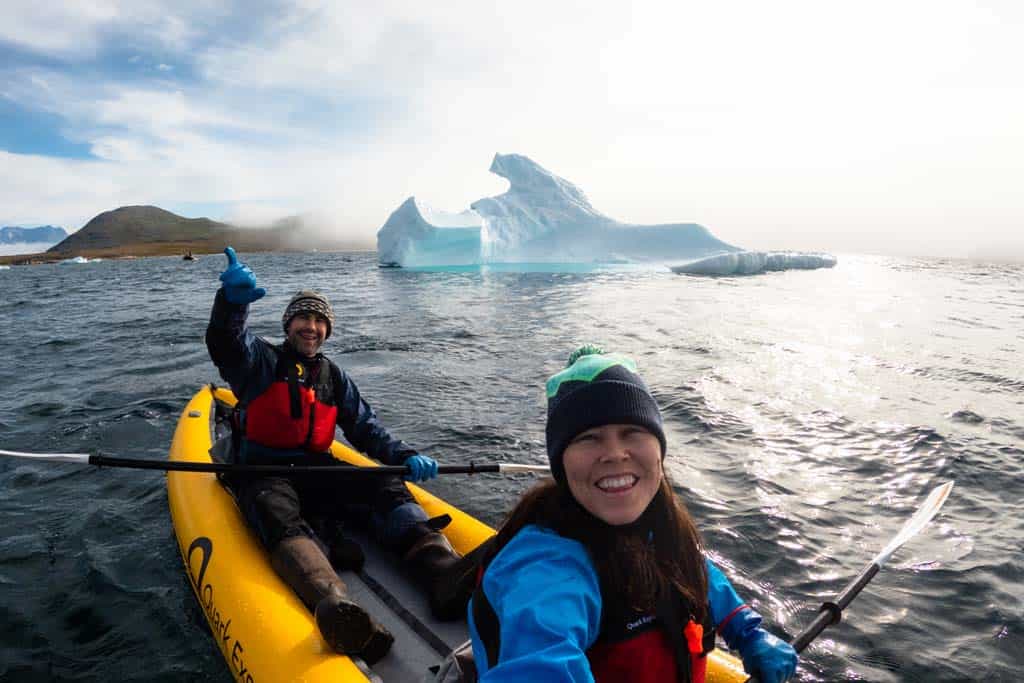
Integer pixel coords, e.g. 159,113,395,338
0,243,230,266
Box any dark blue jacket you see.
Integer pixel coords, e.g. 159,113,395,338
205,288,417,465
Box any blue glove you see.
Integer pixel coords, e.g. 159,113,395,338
219,246,266,305
737,629,797,683
404,454,438,482
706,561,797,683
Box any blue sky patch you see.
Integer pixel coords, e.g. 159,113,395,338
0,97,95,159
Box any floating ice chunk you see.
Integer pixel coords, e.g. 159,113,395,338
376,198,483,267
58,256,101,265
671,251,837,276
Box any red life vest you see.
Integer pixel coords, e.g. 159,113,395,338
586,606,715,683
244,348,338,453
471,541,716,683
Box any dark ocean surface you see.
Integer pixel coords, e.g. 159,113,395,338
0,252,1021,681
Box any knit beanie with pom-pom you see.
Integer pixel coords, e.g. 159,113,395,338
544,344,666,484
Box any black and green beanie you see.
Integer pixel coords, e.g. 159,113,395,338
545,345,667,483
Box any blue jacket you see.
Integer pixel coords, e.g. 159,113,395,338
205,288,416,465
468,524,767,682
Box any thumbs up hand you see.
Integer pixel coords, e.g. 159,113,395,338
219,247,266,304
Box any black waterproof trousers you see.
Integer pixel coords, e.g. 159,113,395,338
231,452,426,554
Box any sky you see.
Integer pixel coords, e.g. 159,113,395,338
1,1,1022,260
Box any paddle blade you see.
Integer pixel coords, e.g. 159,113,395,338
0,449,92,464
497,464,551,474
872,481,954,567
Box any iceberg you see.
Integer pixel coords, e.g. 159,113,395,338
376,153,836,274
671,251,837,276
377,154,739,268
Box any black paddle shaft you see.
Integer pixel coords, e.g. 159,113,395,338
745,562,882,682
790,562,881,652
90,455,502,476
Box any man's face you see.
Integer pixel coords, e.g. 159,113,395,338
286,312,329,357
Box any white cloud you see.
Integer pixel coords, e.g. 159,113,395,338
0,0,199,56
0,1,119,55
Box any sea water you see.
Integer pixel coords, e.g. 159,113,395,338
0,252,1020,681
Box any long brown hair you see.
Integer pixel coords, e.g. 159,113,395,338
493,472,709,621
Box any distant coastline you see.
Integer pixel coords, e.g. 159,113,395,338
0,243,375,266
1,243,261,266
0,205,372,266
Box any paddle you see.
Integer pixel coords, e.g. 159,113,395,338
0,449,550,476
745,481,954,682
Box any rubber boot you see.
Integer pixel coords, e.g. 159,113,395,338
402,531,479,621
271,536,393,662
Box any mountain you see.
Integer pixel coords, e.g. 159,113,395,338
47,206,230,254
33,205,369,260
0,225,67,245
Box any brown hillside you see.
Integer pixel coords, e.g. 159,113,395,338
47,206,233,254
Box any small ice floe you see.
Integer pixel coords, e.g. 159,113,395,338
671,251,837,276
948,409,984,424
58,256,101,265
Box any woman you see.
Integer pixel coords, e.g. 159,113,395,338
468,346,797,682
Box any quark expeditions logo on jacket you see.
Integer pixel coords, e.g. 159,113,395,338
187,537,255,683
626,614,656,631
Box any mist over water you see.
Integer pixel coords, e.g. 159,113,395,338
0,252,1021,681
0,242,54,256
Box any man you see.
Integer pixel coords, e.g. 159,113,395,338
206,247,468,663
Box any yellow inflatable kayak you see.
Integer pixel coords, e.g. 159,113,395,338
167,385,749,682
